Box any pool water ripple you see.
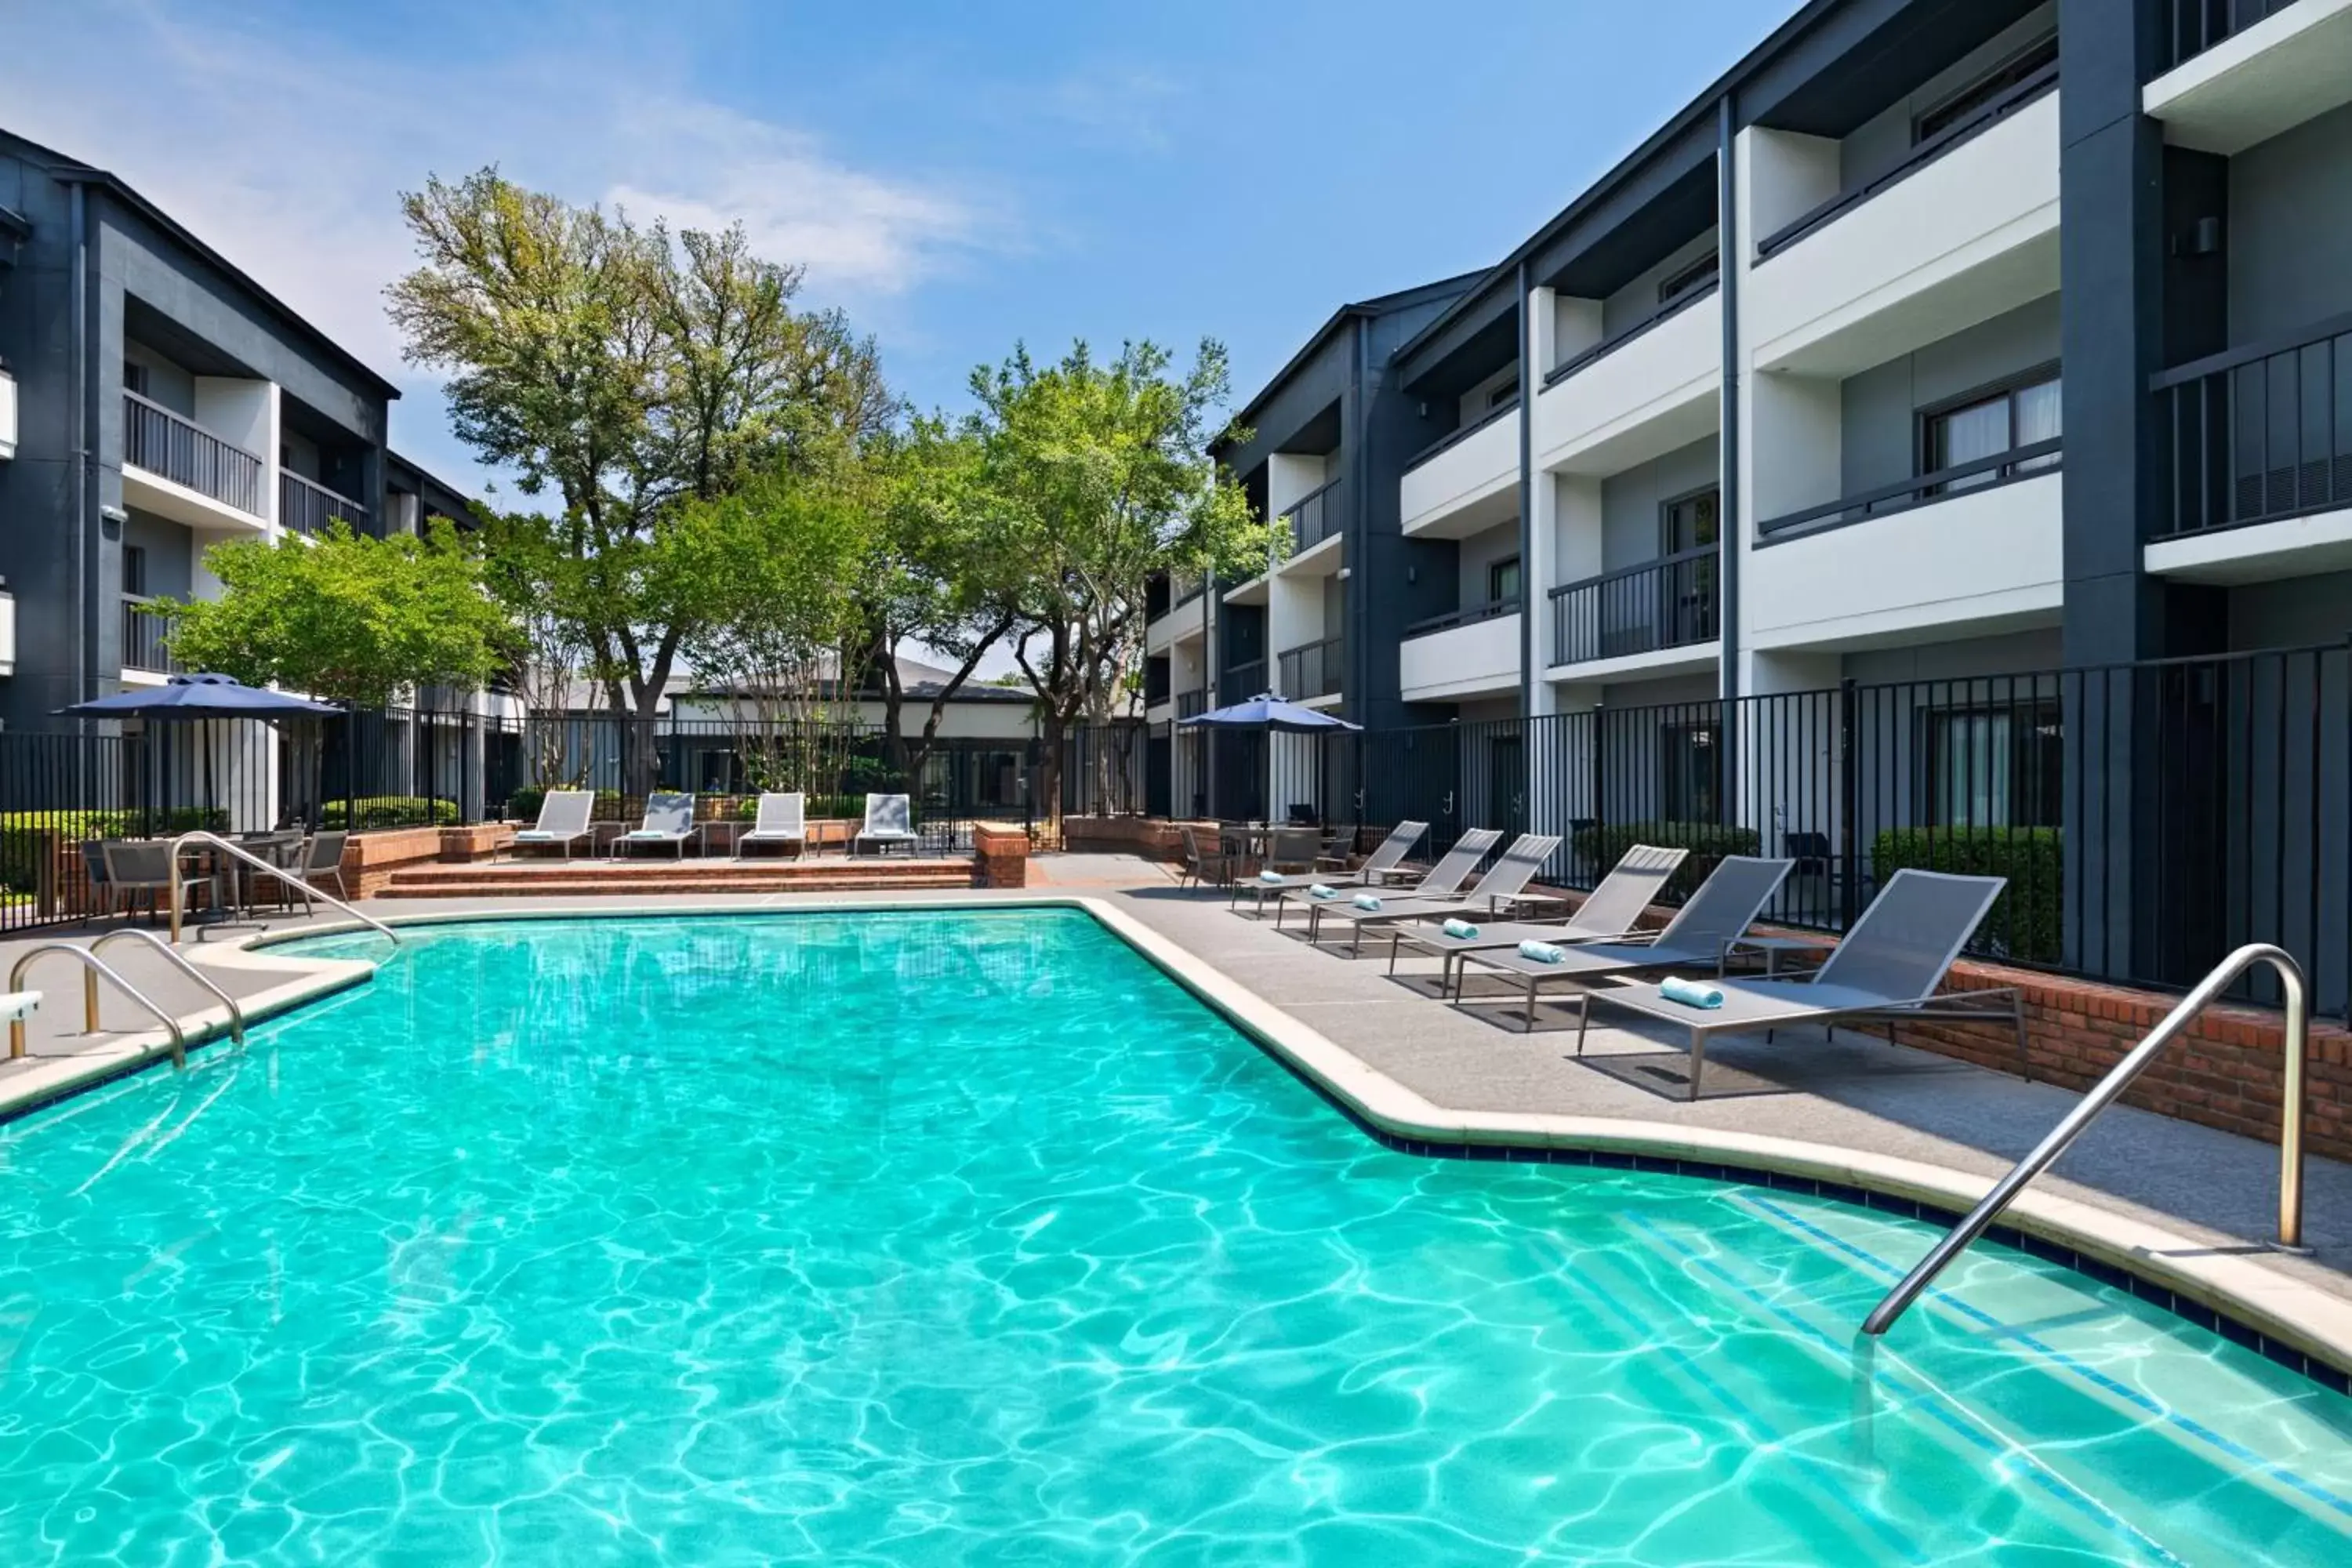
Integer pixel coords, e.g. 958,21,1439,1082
0,908,2347,1564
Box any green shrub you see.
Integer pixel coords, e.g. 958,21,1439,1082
0,807,228,891
507,786,546,824
1870,826,2062,964
1570,819,1762,898
321,795,460,830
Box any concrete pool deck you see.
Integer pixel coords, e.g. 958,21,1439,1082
4,850,2350,1377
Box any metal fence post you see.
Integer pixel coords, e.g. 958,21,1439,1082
1838,677,1860,931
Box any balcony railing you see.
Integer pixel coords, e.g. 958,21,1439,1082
120,595,181,674
2163,0,2299,71
2153,314,2352,539
1403,397,1519,473
122,390,265,516
1276,636,1344,701
281,470,371,536
1283,477,1345,554
1404,595,1521,640
1175,688,1207,720
1544,278,1719,390
1226,658,1266,697
1755,61,2059,261
1171,572,1207,609
1755,439,2063,541
1549,547,1720,666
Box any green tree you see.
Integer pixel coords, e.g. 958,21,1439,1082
387,169,891,786
150,520,510,708
964,339,1276,820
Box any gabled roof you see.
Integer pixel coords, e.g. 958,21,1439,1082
1225,268,1489,437
2,125,402,401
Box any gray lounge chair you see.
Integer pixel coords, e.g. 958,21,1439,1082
1178,825,1242,892
1235,819,1430,919
1383,843,1692,993
1289,827,1500,935
613,792,697,859
1568,868,2023,1098
855,793,919,856
1305,832,1560,956
1457,855,1798,1029
738,792,808,858
510,789,595,859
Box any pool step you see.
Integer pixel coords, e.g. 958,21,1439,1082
377,857,977,898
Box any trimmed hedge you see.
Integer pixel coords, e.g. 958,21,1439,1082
1570,819,1762,899
0,807,228,892
1870,826,2061,964
321,796,460,829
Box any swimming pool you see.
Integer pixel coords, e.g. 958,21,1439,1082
0,907,2347,1563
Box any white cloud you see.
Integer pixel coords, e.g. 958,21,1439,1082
0,0,1007,491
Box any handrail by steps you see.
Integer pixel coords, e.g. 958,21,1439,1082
1863,942,2309,1337
7,944,191,1069
166,831,399,949
90,929,247,1047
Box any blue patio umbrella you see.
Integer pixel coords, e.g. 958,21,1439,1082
1175,692,1361,734
58,674,342,826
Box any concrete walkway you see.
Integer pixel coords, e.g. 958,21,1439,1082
4,851,2346,1312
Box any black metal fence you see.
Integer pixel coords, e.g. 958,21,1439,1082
1175,641,2352,1018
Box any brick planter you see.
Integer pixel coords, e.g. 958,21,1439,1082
1061,815,1212,860
439,823,517,863
973,822,1029,888
339,826,448,898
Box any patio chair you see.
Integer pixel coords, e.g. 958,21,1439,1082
1305,832,1558,956
738,792,808,858
1550,869,2020,1098
1382,843,1692,993
1283,826,1495,930
100,840,192,927
232,830,308,918
510,789,596,859
1232,819,1429,920
81,839,117,921
300,830,350,901
613,792,697,859
1177,825,1243,892
1450,855,1798,1026
855,793,919,857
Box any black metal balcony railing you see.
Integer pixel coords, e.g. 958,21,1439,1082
1544,278,1719,390
1226,658,1266,697
1175,688,1207,720
1276,636,1344,701
1549,547,1720,666
2152,315,2352,539
1755,439,2063,540
120,595,181,674
1171,572,1207,609
2164,0,2299,71
1403,595,1522,640
1403,396,1519,473
1755,60,2059,261
1144,659,1171,707
122,390,266,516
281,470,371,536
1283,477,1345,554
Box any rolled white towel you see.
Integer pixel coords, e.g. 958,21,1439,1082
1440,917,1479,940
1352,893,1383,912
1258,869,1286,884
1308,884,1341,901
1517,940,1566,964
1660,975,1726,1010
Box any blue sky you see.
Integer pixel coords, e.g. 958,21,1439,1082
1,0,1780,498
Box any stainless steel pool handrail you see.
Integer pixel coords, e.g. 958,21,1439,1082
7,944,191,1069
90,928,247,1047
1863,943,2309,1338
166,831,398,949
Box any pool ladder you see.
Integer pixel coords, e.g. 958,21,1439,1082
165,830,399,949
1863,943,2310,1337
6,931,249,1072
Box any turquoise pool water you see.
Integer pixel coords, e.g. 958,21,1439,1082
0,909,2347,1563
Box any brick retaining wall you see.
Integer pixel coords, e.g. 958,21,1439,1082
973,823,1028,888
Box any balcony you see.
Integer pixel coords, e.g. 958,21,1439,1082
1746,69,2060,379
121,390,267,529
1549,549,1719,670
1534,280,1720,477
121,595,182,675
1175,688,1207,720
1400,399,1519,538
1226,658,1267,697
1276,636,1343,702
0,366,16,460
1281,478,1345,564
2147,1,2352,154
281,470,371,537
2145,317,2352,583
1399,600,1521,704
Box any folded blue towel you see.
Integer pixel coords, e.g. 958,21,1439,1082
1258,869,1286,884
1661,976,1726,1010
1441,917,1479,939
514,830,554,840
626,829,670,839
1308,884,1341,901
1352,894,1383,912
1518,940,1566,964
